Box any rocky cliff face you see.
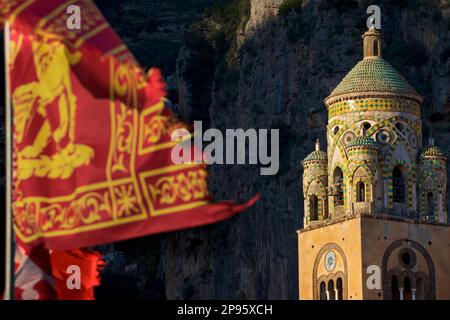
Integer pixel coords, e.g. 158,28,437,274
95,0,222,75
160,0,450,299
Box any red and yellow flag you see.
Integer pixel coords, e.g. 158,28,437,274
13,240,102,300
2,0,257,251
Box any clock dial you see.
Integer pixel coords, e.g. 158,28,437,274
325,251,336,272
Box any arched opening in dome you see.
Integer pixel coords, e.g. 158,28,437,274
336,278,343,300
328,280,335,300
309,195,319,221
362,122,371,135
333,126,340,135
403,277,412,300
373,40,379,56
391,275,400,300
319,281,327,300
356,181,365,202
393,165,406,204
427,192,434,219
333,167,344,206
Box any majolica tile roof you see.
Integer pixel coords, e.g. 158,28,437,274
303,150,327,161
328,57,419,98
347,136,378,148
421,145,447,159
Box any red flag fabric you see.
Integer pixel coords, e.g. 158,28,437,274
11,242,103,300
2,0,258,251
50,248,104,300
14,240,56,300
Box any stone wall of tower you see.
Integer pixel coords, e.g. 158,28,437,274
298,215,450,300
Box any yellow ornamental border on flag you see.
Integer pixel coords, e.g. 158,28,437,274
13,57,208,242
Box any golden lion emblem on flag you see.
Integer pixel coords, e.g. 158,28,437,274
12,34,94,180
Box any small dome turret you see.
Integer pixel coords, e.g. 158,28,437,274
302,139,327,164
301,139,329,224
421,146,446,160
420,138,447,161
303,150,327,162
347,136,378,149
418,138,448,223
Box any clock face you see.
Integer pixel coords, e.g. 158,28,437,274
325,251,336,272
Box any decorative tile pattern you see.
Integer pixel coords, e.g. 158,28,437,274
328,98,421,118
327,57,419,99
301,46,446,225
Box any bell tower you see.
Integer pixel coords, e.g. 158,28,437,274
298,27,450,300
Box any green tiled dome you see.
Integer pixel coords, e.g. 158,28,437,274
328,57,419,99
347,136,378,148
303,150,327,162
421,146,446,159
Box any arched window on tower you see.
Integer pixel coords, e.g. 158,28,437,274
427,192,434,220
393,165,405,203
391,276,400,300
356,181,365,202
336,278,343,300
373,40,379,56
362,122,371,135
319,281,327,300
309,195,319,221
403,277,412,300
333,167,344,206
333,126,340,135
328,280,335,300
